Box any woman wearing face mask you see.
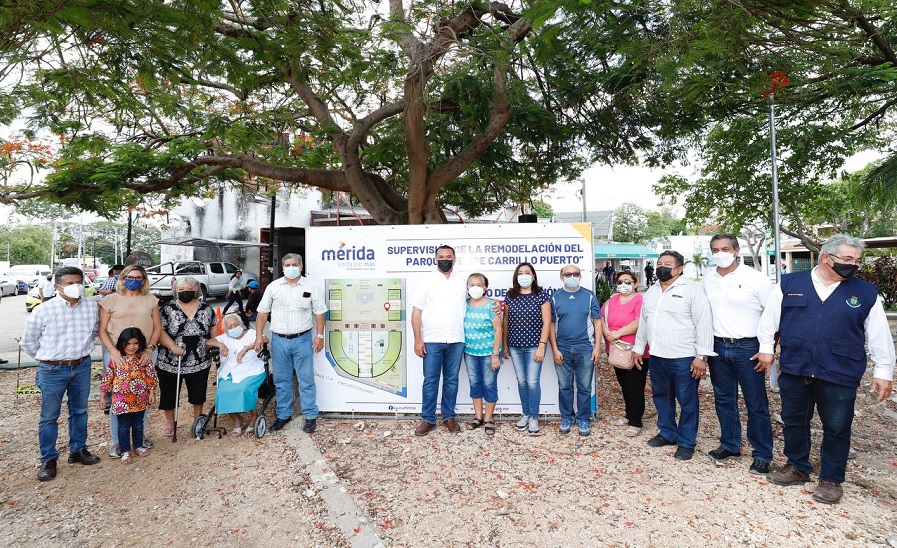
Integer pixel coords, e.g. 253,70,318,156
208,314,268,436
463,274,503,436
98,264,163,458
155,277,219,436
502,262,552,436
603,271,649,437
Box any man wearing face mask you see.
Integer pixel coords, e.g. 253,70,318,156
703,234,775,475
22,267,101,481
758,234,894,504
410,245,468,436
632,250,714,461
550,265,603,436
253,253,327,433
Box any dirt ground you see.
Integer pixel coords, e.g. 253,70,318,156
1,338,896,547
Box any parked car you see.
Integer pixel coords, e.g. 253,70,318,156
6,265,52,288
14,279,28,294
0,278,16,297
145,261,243,300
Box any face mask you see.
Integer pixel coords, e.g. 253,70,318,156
124,278,143,291
227,326,244,338
437,259,453,273
517,274,533,288
62,284,84,299
177,290,196,303
467,286,485,299
656,266,675,282
617,282,633,294
563,276,580,290
283,266,301,279
831,261,858,279
712,252,736,269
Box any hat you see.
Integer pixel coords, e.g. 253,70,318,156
246,280,259,289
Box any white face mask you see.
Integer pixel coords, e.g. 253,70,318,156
617,282,633,294
62,284,84,299
283,266,301,279
467,286,485,299
712,252,736,269
517,274,533,288
227,326,244,338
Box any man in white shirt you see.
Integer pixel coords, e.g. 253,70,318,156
703,234,774,475
39,272,56,301
411,245,467,436
254,253,327,433
632,250,714,461
758,234,894,504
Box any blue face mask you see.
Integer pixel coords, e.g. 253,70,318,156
563,276,581,290
124,278,143,291
283,266,301,280
227,326,244,338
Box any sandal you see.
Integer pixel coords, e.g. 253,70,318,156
121,452,132,464
244,427,255,437
163,424,175,437
484,421,495,437
134,447,149,457
231,427,242,436
466,417,485,430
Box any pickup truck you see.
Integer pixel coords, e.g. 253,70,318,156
145,261,242,300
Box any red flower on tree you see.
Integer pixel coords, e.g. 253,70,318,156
762,71,790,99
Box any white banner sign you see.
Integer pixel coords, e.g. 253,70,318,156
305,223,595,415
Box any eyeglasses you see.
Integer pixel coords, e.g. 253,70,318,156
124,276,144,281
829,254,862,266
561,272,581,278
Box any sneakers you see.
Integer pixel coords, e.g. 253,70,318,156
708,446,742,463
515,415,529,430
674,446,695,460
767,463,811,486
812,480,844,504
749,460,770,475
647,434,676,447
578,419,591,437
108,444,121,459
558,419,572,435
302,418,317,433
142,439,154,449
527,417,540,436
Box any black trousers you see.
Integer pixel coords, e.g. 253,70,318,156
615,363,649,427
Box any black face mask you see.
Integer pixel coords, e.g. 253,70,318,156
831,262,858,279
655,266,676,282
177,290,196,303
437,259,453,273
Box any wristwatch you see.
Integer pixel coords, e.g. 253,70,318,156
697,355,708,362
316,334,325,340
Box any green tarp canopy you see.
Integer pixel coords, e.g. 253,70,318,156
594,244,660,259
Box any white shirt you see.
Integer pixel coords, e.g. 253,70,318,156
257,276,327,335
215,329,265,383
757,267,896,381
41,278,56,298
633,275,715,359
703,262,773,339
410,270,467,343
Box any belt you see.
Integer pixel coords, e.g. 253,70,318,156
714,336,758,344
40,356,90,366
274,329,311,339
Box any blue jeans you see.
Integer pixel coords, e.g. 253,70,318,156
35,357,92,463
649,356,699,449
509,346,542,418
117,410,146,453
421,342,464,424
555,345,594,421
779,373,855,484
222,293,243,315
271,332,318,420
709,338,773,463
465,353,499,403
103,348,153,447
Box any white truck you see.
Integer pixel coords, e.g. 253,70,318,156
145,261,243,300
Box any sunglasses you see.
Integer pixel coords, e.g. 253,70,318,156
561,272,581,278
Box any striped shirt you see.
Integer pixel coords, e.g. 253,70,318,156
22,296,99,361
633,276,714,359
257,276,327,335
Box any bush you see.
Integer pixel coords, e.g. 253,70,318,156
595,275,612,303
858,255,897,308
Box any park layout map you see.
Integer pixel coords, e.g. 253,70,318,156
325,278,406,396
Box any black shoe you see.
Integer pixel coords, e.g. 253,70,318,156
270,417,292,432
302,418,317,433
708,446,742,463
749,460,771,475
674,446,695,461
647,434,676,447
67,448,100,465
37,459,57,482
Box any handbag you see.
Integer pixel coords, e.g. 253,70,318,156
604,301,634,369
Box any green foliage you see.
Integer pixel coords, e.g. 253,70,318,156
594,274,611,303
0,224,52,265
612,203,649,243
859,255,897,308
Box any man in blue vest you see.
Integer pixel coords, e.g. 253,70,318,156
757,234,894,504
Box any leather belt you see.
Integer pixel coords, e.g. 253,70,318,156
274,329,311,339
714,336,758,344
40,356,90,366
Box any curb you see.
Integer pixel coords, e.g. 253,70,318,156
284,425,384,548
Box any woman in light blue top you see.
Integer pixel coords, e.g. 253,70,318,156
463,273,502,436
